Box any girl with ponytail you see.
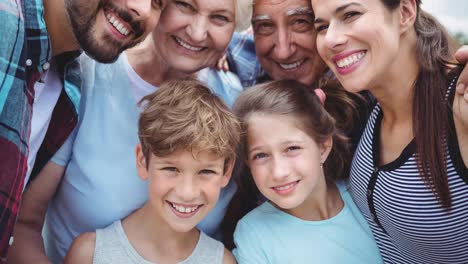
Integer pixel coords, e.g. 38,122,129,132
229,80,383,263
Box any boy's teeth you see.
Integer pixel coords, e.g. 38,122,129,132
336,51,365,68
279,59,304,70
106,13,130,36
172,203,198,213
175,37,203,51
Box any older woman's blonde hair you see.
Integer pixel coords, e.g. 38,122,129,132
235,0,253,31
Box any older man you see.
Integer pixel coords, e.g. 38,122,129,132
1,0,162,262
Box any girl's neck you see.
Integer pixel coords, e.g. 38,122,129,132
285,182,344,221
121,203,199,263
125,36,194,87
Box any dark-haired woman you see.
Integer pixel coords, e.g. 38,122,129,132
313,0,467,263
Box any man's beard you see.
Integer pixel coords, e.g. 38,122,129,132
65,0,145,63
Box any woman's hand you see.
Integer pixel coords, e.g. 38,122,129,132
455,45,468,100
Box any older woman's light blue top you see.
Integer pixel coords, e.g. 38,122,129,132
44,53,243,263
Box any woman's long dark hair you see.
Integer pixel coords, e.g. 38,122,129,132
382,0,460,209
221,80,354,249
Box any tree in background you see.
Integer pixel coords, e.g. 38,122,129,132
453,32,468,45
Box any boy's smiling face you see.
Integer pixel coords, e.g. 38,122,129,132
136,145,233,233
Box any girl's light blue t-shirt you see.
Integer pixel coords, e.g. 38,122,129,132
233,182,383,264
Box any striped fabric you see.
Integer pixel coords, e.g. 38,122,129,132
0,0,80,258
350,73,468,263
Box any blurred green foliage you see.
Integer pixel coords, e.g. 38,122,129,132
453,31,468,45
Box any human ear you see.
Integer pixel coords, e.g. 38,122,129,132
135,144,149,181
320,137,333,164
221,158,236,188
399,0,417,33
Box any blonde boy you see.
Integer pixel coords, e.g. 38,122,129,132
64,79,240,264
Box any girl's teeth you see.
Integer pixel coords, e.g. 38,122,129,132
275,182,295,191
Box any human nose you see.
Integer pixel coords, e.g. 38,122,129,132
186,15,208,43
271,155,290,181
126,0,152,19
323,23,347,50
273,28,296,60
176,175,199,202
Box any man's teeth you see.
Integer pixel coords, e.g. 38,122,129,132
106,13,130,36
279,59,304,70
175,37,203,51
274,182,296,191
171,203,199,213
336,52,365,68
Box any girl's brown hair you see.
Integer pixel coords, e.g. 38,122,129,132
222,79,352,249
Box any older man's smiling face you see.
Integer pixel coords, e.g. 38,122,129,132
252,0,327,85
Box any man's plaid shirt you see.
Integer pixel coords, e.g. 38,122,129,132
227,32,269,88
0,0,80,259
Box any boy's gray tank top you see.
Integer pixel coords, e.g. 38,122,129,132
93,221,224,264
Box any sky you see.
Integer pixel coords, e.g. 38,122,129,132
422,0,468,35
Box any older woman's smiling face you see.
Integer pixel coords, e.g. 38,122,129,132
153,0,237,73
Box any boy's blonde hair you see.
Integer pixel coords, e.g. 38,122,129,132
138,78,240,165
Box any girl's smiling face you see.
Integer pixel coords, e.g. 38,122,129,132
246,113,331,217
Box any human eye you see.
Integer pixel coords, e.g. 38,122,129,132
314,22,328,33
253,21,275,36
161,167,178,172
252,152,268,160
174,0,195,12
286,145,302,153
200,169,217,175
343,11,361,21
291,17,313,32
211,14,231,26
152,0,162,8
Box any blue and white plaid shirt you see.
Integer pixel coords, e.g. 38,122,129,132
0,0,80,258
227,32,270,88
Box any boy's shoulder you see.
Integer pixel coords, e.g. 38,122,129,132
222,248,237,264
186,231,228,264
63,232,96,263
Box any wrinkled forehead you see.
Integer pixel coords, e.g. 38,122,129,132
252,0,313,20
